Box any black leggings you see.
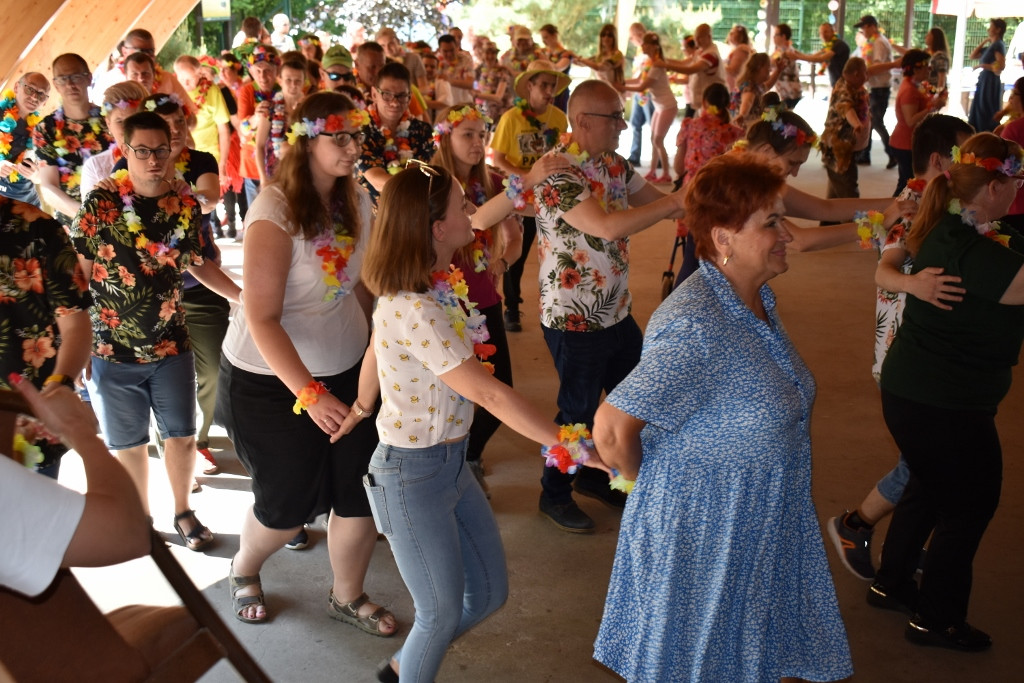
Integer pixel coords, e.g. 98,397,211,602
876,390,1002,628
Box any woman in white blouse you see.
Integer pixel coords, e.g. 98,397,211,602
339,163,604,683
217,91,396,635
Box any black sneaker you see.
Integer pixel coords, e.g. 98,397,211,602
285,528,309,550
905,618,992,651
886,156,899,170
503,309,522,332
539,494,594,534
866,581,917,615
573,476,626,510
827,512,875,580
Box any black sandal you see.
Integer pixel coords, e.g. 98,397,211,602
173,509,214,551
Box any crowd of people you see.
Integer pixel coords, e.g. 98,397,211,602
3,10,1024,683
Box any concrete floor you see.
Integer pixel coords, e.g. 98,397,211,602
63,98,1024,682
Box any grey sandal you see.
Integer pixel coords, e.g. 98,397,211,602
229,562,266,624
327,590,396,637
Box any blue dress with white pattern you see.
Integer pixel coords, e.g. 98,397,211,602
594,262,852,682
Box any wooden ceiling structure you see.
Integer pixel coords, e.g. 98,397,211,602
2,0,198,94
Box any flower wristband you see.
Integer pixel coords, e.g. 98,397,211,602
540,423,595,475
854,210,886,250
503,174,534,211
292,380,328,414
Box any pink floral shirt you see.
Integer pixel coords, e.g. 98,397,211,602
676,112,743,183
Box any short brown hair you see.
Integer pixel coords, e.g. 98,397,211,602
362,164,456,296
684,155,786,261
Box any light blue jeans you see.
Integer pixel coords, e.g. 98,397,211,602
876,453,911,506
364,437,508,682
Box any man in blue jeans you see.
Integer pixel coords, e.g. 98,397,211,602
531,80,685,532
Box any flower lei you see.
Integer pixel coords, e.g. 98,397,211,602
240,85,281,144
541,423,595,474
101,98,142,117
513,97,559,149
50,105,107,192
0,89,42,182
818,37,836,75
950,145,1024,176
432,104,492,148
475,64,507,99
110,168,195,255
463,179,491,272
559,132,628,212
905,177,927,194
286,109,370,145
293,380,328,414
762,107,818,148
948,198,1012,247
312,215,357,301
369,106,413,175
192,77,213,110
854,210,886,250
430,267,496,373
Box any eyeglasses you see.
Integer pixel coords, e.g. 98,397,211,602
19,82,49,101
376,88,411,103
407,159,439,195
319,131,366,147
124,143,171,160
583,111,626,122
53,72,91,87
327,71,356,82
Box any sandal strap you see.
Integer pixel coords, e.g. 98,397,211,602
234,593,264,609
331,591,369,615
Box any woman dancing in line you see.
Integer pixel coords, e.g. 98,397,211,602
217,91,396,636
335,163,603,682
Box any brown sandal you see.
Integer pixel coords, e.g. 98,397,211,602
327,590,396,637
229,561,267,624
172,509,213,551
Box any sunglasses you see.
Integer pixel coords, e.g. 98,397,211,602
407,159,439,195
327,71,355,83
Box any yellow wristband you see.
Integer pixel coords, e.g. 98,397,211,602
43,374,76,390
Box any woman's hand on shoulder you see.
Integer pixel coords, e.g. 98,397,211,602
907,266,965,310
883,197,917,227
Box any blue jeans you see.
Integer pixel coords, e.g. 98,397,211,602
365,438,508,682
243,178,261,208
628,95,653,164
856,86,892,163
876,454,911,505
541,316,643,503
0,176,41,207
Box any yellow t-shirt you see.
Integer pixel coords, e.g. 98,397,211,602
189,82,231,161
490,104,568,170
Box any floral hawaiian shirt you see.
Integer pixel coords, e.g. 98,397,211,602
358,109,434,204
533,142,646,331
70,179,202,363
32,106,114,225
0,198,91,389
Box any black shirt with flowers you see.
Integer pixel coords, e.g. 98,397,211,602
0,197,91,389
70,178,202,363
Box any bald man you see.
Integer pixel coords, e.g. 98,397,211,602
529,80,685,532
0,73,50,206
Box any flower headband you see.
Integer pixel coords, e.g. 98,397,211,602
432,105,492,147
197,55,220,75
101,98,142,116
951,145,1024,177
144,93,184,112
285,109,371,145
248,46,282,67
298,35,321,47
762,107,818,148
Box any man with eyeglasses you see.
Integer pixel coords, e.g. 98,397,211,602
0,73,50,206
490,59,570,333
33,53,115,228
357,62,434,205
529,79,685,533
69,111,241,550
322,45,356,92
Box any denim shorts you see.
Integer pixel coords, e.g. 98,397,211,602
88,352,196,449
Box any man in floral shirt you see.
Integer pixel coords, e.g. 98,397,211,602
531,80,684,533
69,111,240,550
0,197,92,476
0,73,49,207
358,62,434,205
33,53,115,228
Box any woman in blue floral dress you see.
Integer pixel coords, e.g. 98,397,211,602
968,19,1007,133
592,153,852,682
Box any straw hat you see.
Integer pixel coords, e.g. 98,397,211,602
514,59,571,100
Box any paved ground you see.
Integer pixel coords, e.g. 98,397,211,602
61,112,1024,682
